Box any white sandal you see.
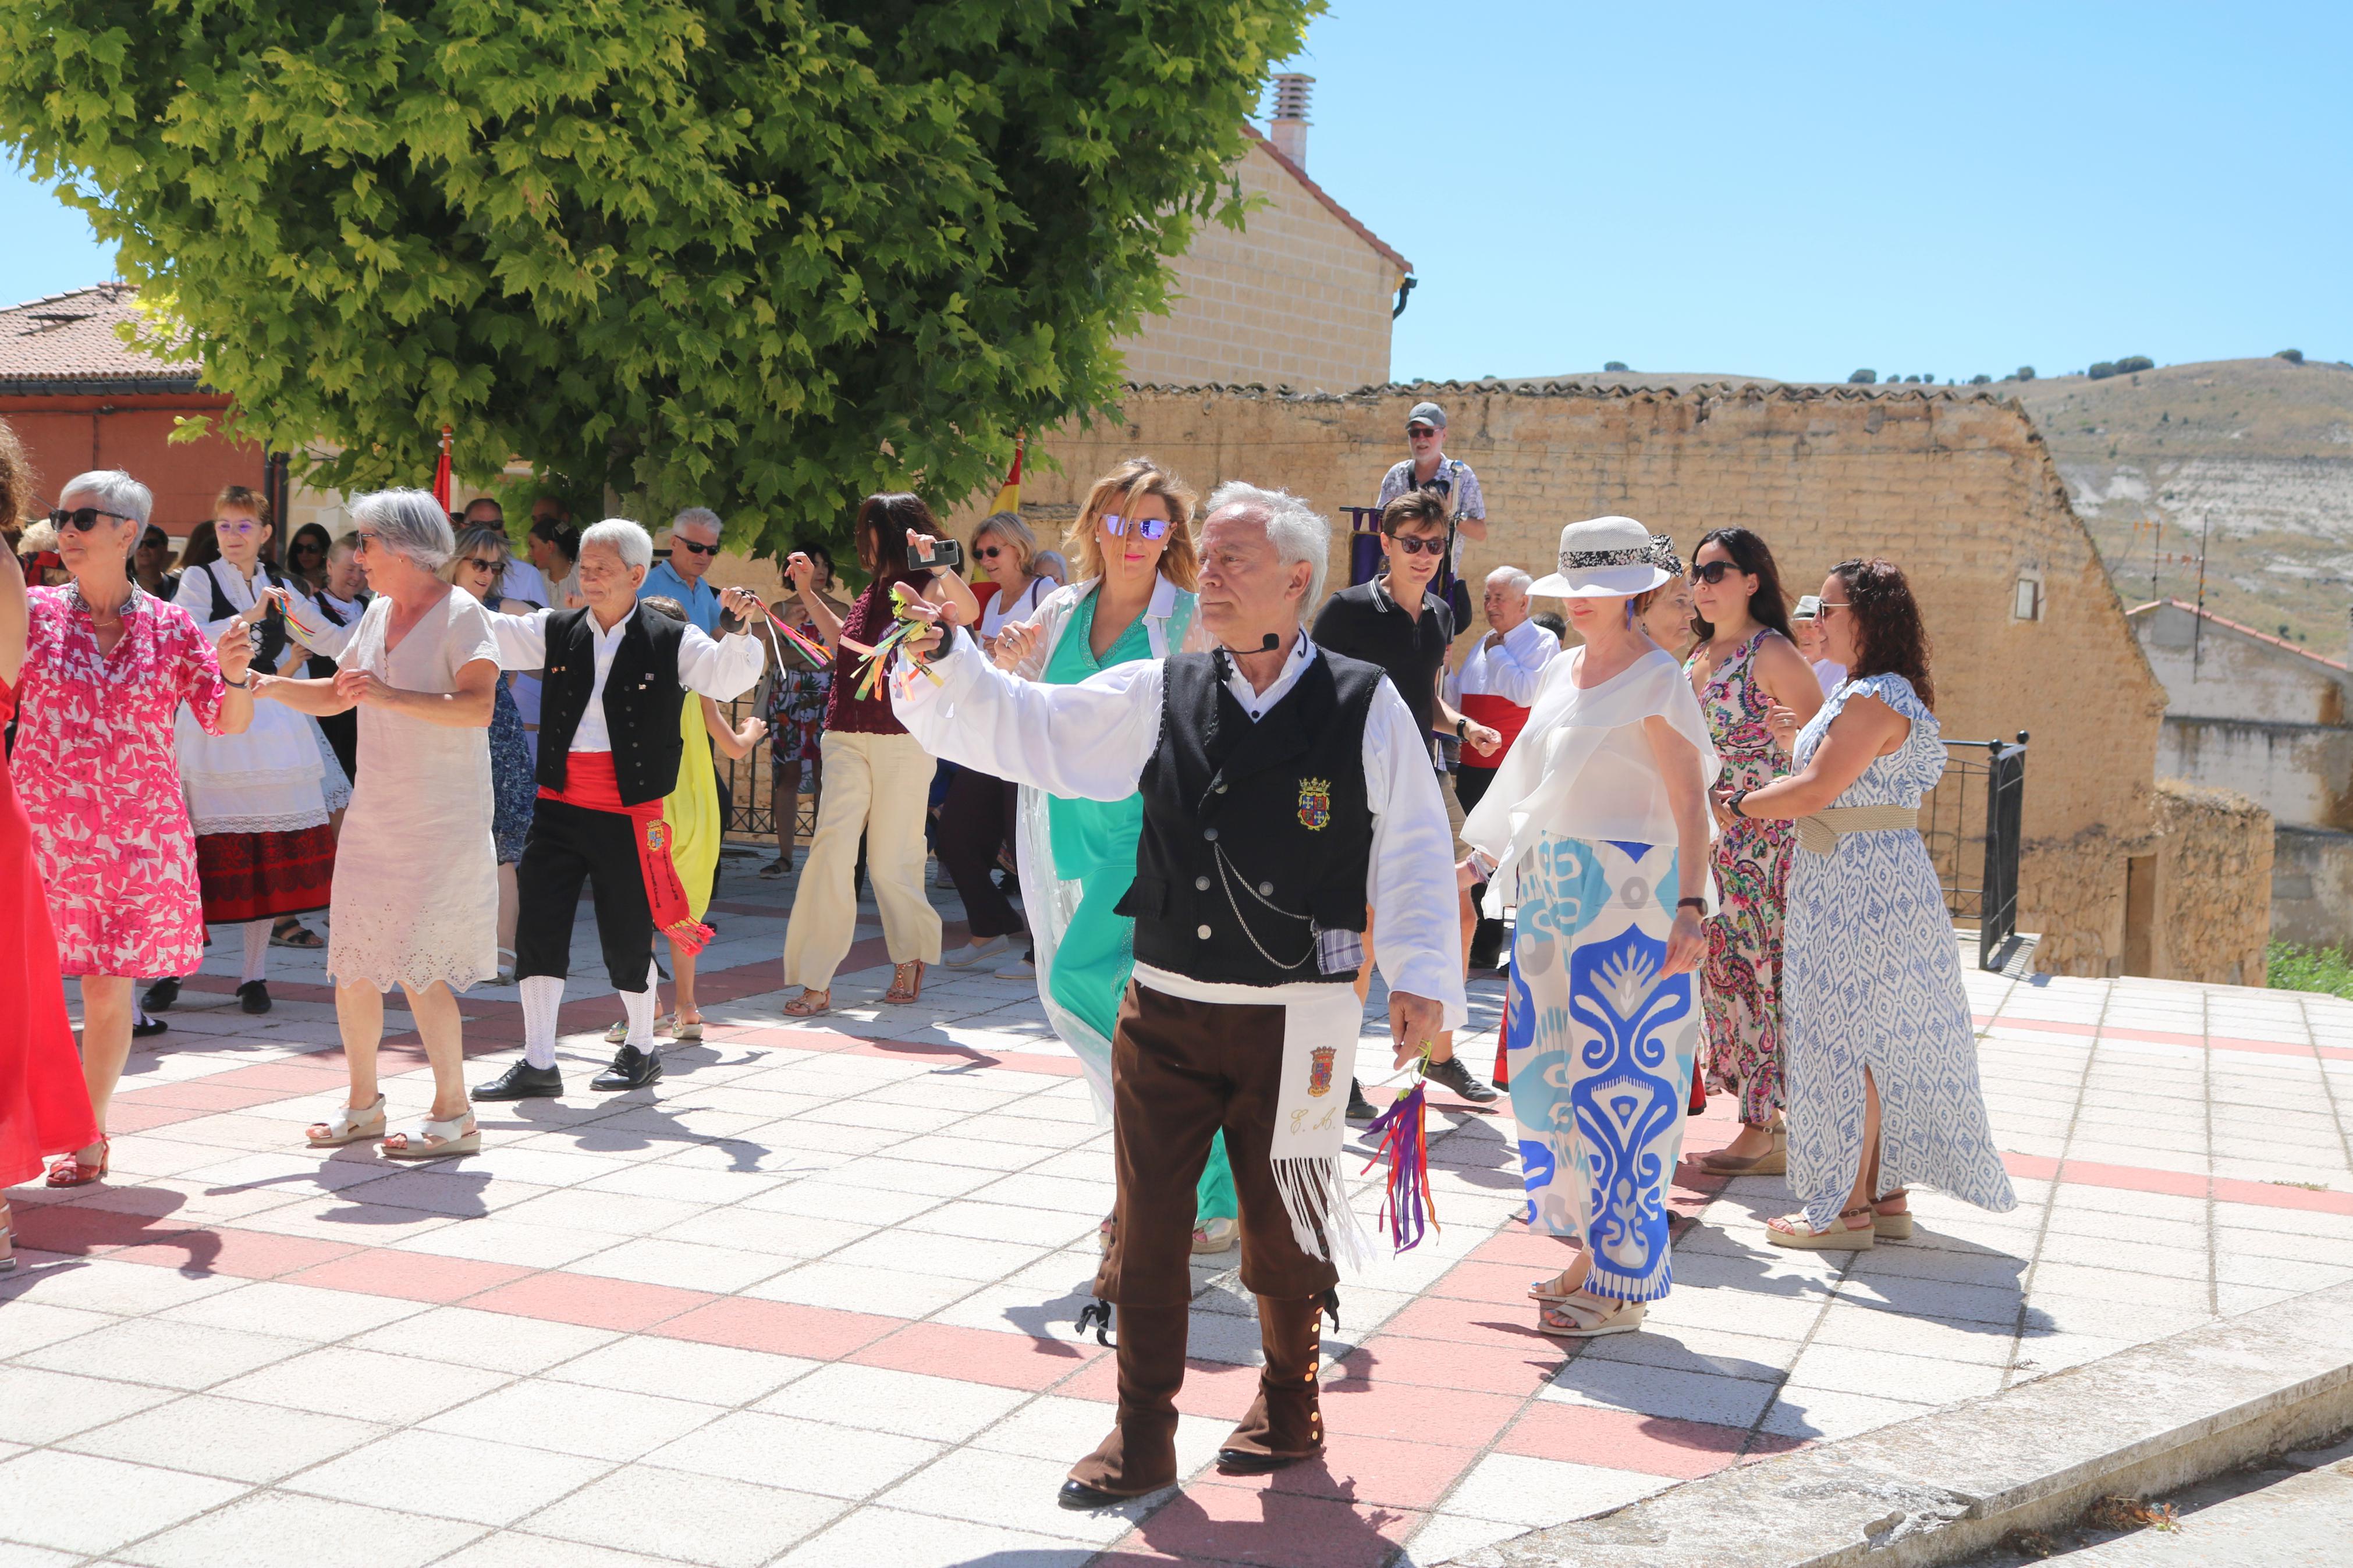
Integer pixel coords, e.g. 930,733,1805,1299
305,1094,388,1148
1536,1290,1646,1339
381,1112,481,1161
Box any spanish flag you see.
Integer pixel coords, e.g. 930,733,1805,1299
989,436,1023,515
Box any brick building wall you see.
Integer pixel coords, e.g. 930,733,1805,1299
995,381,2180,976
1112,137,1406,392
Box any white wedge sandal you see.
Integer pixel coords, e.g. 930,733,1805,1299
305,1095,388,1149
381,1112,481,1162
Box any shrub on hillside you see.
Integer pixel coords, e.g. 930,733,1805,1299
2277,349,2305,364
1848,368,1877,384
2088,361,2120,380
2014,366,2036,381
1603,361,1628,372
2114,355,2155,374
1968,374,1992,385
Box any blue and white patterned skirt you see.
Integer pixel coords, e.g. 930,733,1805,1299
1504,834,1699,1302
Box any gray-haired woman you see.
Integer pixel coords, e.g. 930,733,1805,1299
257,490,502,1160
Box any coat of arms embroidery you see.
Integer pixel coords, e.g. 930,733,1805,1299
1308,1043,1336,1097
1296,776,1331,831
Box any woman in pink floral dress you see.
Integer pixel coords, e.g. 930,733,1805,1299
1683,528,1820,1174
13,470,255,1186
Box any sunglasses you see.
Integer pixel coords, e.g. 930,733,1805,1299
1689,560,1743,585
461,556,503,573
292,542,324,554
1103,514,1171,541
48,506,134,533
1388,534,1446,556
673,538,719,556
1406,424,1438,437
217,518,263,536
1816,600,1851,617
975,545,1005,560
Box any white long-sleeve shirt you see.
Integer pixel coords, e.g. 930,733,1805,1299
487,605,765,753
1447,616,1559,707
892,632,1468,1030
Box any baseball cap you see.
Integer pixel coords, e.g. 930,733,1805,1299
1406,401,1446,431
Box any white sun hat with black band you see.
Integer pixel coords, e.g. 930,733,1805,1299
1528,515,1674,599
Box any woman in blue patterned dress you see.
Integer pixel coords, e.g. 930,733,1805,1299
446,527,537,983
1732,558,2015,1248
1461,516,1719,1339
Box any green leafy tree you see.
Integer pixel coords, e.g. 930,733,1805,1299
1848,368,1876,384
0,0,1321,559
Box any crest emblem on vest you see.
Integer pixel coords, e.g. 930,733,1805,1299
1296,776,1332,831
1308,1043,1336,1097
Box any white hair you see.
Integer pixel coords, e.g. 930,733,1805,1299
580,517,655,570
1486,565,1533,597
59,468,153,527
1204,479,1330,608
670,506,722,540
349,488,455,571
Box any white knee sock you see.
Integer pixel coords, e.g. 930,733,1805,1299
242,920,271,984
621,983,657,1051
520,975,566,1070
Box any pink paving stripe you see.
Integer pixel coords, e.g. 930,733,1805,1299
1974,1011,2353,1064
1999,1151,2353,1215
849,1319,1104,1389
651,1296,903,1360
1497,1399,1803,1480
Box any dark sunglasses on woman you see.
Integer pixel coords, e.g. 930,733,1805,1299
1689,560,1742,585
48,506,135,532
1103,514,1170,541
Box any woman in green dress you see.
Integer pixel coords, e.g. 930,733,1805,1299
984,458,1237,1253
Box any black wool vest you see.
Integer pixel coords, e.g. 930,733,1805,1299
1120,649,1383,989
201,561,291,670
534,608,690,807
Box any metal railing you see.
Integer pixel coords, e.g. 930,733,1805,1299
1924,731,2028,969
711,691,815,847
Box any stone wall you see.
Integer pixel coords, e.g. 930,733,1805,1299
2142,780,2274,986
2158,714,2353,832
1111,139,1405,392
991,380,2173,975
2272,826,2353,950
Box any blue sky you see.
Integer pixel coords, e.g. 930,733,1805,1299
4,2,2343,385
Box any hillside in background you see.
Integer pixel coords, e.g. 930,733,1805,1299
1509,357,2352,654
2011,357,2353,654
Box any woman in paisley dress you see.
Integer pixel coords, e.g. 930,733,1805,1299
13,469,257,1187
1736,559,2015,1247
258,492,502,1161
981,458,1240,1254
1461,515,1717,1339
446,525,540,982
1683,528,1821,1171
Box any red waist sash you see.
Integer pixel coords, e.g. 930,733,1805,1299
1458,692,1532,770
540,753,713,958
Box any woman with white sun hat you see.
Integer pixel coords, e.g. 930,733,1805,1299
1460,514,1720,1340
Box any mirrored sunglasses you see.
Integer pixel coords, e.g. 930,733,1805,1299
1103,514,1170,541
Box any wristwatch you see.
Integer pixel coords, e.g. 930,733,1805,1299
1454,716,1468,741
1677,897,1706,913
1724,788,1749,819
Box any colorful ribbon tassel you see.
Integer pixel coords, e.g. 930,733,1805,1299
1360,1054,1440,1253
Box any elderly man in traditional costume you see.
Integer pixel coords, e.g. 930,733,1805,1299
467,519,766,1100
892,481,1465,1508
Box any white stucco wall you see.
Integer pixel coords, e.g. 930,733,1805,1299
2132,601,2348,724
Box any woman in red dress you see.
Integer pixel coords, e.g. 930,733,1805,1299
0,422,97,1266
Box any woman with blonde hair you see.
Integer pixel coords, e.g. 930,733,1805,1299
978,457,1237,1253
443,525,540,980
936,508,1055,967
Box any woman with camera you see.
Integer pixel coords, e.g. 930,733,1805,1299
777,493,958,1015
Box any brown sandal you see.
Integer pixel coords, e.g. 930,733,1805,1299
883,960,925,1005
782,987,832,1018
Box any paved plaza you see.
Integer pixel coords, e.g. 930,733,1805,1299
5,849,2352,1568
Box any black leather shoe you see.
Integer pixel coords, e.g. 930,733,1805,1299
132,1015,169,1040
1345,1079,1379,1125
1424,1054,1499,1105
472,1061,563,1102
142,977,180,1012
1056,1479,1131,1510
1216,1447,1313,1474
237,980,272,1015
591,1044,663,1092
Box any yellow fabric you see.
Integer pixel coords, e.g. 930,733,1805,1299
665,698,721,922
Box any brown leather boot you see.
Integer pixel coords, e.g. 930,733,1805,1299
1061,1302,1188,1507
1216,1291,1329,1473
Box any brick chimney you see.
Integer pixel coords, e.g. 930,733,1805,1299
1270,74,1313,170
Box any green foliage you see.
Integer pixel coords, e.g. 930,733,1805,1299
2268,941,2353,1000
1967,373,1992,385
2114,354,2155,374
2277,348,2305,364
0,0,1321,559
1848,368,1876,384
2089,361,2120,380
2014,365,2036,381
1602,360,1628,372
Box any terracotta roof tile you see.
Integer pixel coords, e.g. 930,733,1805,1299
0,283,195,390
